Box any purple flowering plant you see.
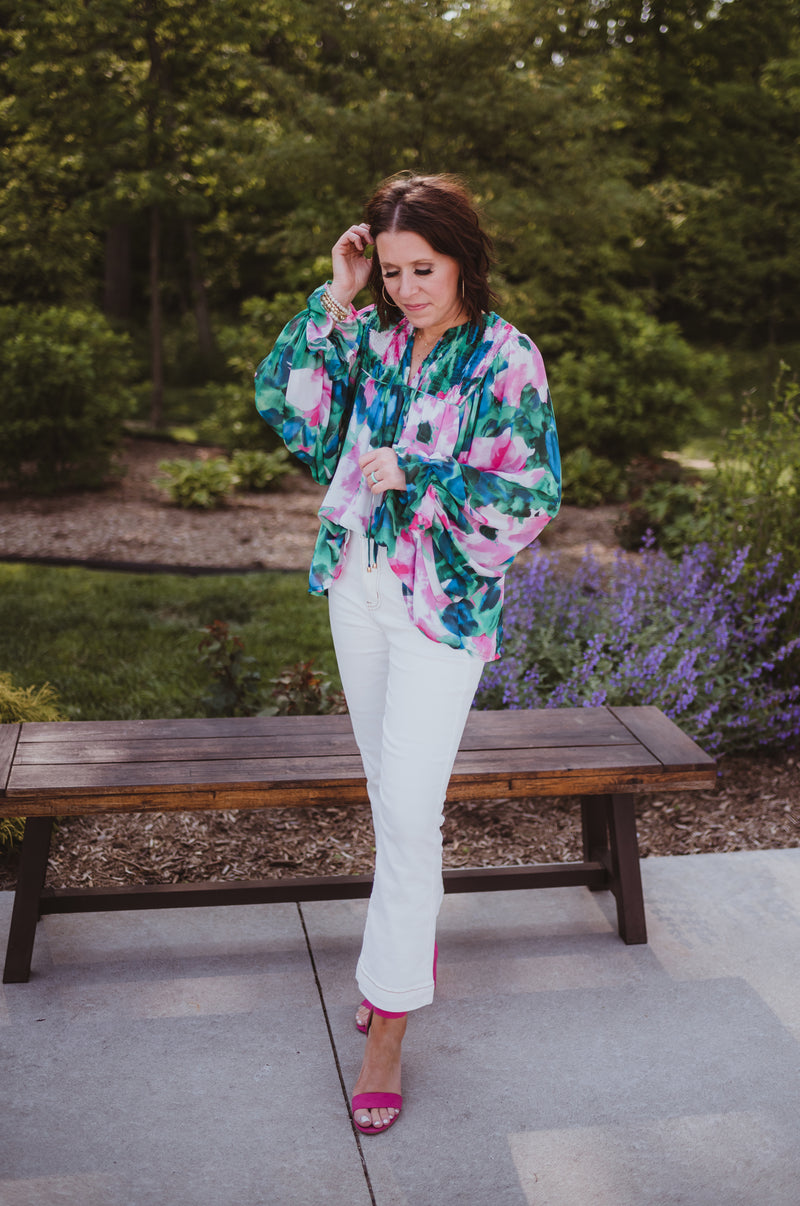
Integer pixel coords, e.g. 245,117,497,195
475,542,800,756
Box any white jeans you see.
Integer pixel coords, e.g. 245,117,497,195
328,535,484,1013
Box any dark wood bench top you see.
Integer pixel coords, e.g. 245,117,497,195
1,705,715,817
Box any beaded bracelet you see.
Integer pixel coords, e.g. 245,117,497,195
321,286,350,322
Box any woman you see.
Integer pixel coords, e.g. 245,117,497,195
255,172,561,1135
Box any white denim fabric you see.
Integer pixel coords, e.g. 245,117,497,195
328,534,484,1013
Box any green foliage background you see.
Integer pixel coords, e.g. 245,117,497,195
0,306,136,490
2,0,799,458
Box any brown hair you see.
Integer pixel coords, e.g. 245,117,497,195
364,172,497,327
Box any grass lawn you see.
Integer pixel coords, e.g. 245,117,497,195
0,563,338,721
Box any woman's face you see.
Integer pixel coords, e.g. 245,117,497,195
375,229,466,334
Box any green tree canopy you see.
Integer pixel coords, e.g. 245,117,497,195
2,0,798,453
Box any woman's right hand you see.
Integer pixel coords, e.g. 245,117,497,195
330,223,373,308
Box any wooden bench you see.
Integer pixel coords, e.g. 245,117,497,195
0,705,716,983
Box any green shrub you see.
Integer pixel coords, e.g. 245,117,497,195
198,293,307,451
155,456,239,509
561,446,627,506
0,305,136,491
618,368,799,579
195,624,346,718
696,366,800,665
197,620,263,717
155,447,292,506
701,366,799,580
0,671,63,853
230,448,291,492
265,661,347,716
0,670,63,724
554,296,726,463
0,816,25,855
617,479,711,556
198,382,273,453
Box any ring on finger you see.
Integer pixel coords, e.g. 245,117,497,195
370,471,380,484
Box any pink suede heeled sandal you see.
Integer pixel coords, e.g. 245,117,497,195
355,942,438,1035
351,1008,405,1135
352,1089,403,1135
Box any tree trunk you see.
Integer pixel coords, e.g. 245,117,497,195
149,204,164,429
104,222,132,320
144,5,165,429
184,219,217,364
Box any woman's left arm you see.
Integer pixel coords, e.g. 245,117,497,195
384,332,561,576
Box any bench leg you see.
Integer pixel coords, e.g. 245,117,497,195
606,793,647,945
581,794,647,944
3,817,53,984
580,795,609,884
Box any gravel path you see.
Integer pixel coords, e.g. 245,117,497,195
0,438,624,572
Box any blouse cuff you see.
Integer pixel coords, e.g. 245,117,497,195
308,283,357,325
395,449,467,510
302,285,360,361
394,449,424,509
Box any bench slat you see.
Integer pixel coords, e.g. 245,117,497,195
14,706,633,750
13,726,639,768
7,743,659,794
2,756,714,819
13,733,364,766
0,724,21,793
462,708,629,744
610,705,716,772
16,714,356,742
8,709,644,787
0,767,715,817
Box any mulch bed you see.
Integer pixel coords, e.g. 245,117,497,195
2,749,796,892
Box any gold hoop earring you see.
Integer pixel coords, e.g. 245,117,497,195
382,285,394,309
461,277,465,299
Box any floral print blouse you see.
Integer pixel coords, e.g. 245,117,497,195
254,285,561,661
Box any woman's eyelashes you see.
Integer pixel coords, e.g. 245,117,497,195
382,267,434,279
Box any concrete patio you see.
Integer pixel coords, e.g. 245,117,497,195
1,848,799,1205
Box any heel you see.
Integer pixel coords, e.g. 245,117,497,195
356,998,373,1035
355,941,438,1034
